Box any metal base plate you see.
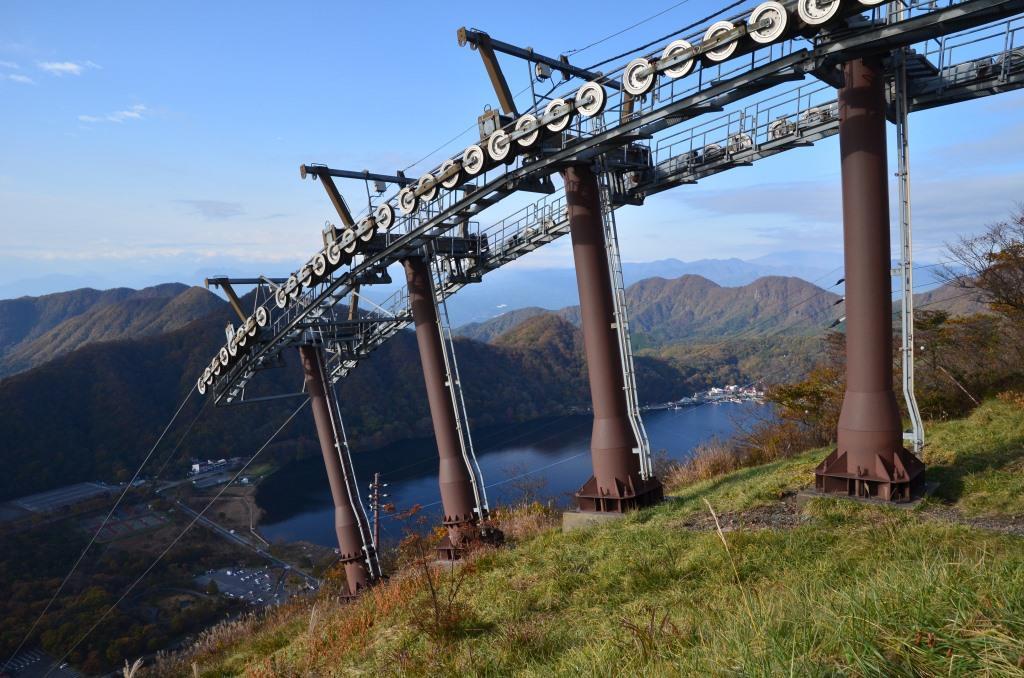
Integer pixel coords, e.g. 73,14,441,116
436,525,505,561
574,475,664,513
814,446,927,503
796,481,939,509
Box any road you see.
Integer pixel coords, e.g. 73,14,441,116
172,499,318,586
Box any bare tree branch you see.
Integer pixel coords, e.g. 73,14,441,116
939,205,1024,316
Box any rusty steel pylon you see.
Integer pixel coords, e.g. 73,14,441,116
298,345,380,594
402,254,500,557
562,164,663,512
814,58,925,502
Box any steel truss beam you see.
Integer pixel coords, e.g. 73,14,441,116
207,0,1024,404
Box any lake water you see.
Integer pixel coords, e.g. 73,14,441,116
257,402,769,548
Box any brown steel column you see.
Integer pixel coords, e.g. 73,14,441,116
402,254,496,557
815,58,925,502
298,345,377,594
562,164,663,512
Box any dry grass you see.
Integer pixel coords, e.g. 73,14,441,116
152,502,560,677
662,439,744,487
663,414,826,492
998,389,1024,409
489,501,559,542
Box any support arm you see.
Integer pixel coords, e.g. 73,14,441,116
204,278,247,322
300,164,414,187
457,27,602,83
319,174,355,227
471,35,517,116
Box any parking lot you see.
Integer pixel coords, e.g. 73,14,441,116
1,648,81,677
195,566,314,607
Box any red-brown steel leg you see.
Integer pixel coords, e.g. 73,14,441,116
815,58,925,502
562,164,663,512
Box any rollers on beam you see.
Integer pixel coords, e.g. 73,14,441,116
198,0,909,399
352,0,885,228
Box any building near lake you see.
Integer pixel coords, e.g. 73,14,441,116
190,458,230,475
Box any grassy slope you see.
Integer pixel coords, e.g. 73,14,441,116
184,400,1024,677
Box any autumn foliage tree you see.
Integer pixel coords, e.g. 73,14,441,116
731,206,1024,460
941,205,1024,318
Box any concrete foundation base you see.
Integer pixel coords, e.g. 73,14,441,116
562,510,626,532
796,481,939,510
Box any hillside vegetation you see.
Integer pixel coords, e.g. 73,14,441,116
461,274,843,392
0,297,685,501
162,397,1024,676
458,274,841,348
0,284,224,377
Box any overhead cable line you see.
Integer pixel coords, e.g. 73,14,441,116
45,398,311,676
150,398,213,484
584,0,748,70
2,385,197,674
566,0,696,58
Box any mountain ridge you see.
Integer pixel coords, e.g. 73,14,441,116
459,274,842,346
0,293,686,501
0,284,225,377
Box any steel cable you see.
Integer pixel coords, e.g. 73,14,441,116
2,384,197,673
565,0,698,58
43,398,311,676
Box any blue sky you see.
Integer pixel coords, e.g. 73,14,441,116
1,1,1022,297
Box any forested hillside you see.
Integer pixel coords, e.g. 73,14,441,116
459,275,840,348
0,295,685,501
0,284,224,377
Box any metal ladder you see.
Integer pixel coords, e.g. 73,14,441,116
332,397,383,580
428,249,490,517
596,163,654,479
891,3,925,456
314,333,381,581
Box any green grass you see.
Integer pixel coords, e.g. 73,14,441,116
180,399,1024,677
922,398,1024,516
660,446,822,513
242,461,277,478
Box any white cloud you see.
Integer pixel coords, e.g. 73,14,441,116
0,60,19,69
7,74,34,85
108,104,146,121
175,199,246,220
78,103,147,124
37,60,100,76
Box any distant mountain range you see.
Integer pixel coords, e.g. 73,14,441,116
905,281,989,316
0,288,683,502
0,270,983,501
0,284,223,378
459,275,842,345
440,256,838,325
0,251,952,327
431,253,949,326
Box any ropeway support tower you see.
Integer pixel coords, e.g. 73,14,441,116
191,0,1024,593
